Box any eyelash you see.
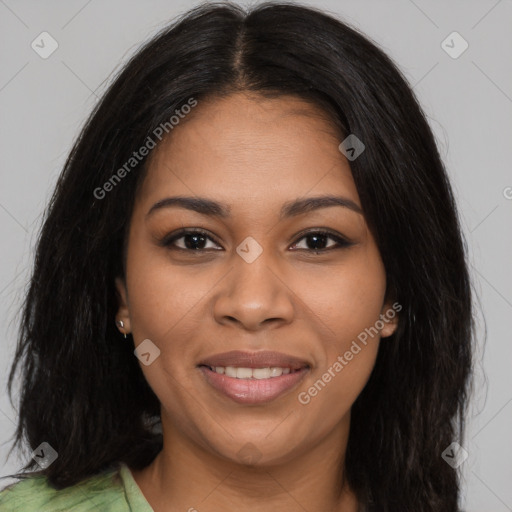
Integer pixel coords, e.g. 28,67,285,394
160,228,354,254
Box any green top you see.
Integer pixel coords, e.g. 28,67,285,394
0,463,153,511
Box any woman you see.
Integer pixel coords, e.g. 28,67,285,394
0,2,474,510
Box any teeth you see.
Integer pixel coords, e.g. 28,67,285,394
225,366,237,378
236,367,253,379
211,366,293,379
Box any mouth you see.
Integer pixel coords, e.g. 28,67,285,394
200,365,300,379
197,350,311,404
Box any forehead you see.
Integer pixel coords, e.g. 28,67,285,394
137,92,360,213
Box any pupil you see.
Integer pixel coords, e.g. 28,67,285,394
185,234,206,250
308,234,327,250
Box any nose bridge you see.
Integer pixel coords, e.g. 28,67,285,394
213,237,294,329
235,246,277,296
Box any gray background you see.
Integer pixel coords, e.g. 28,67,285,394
1,0,511,510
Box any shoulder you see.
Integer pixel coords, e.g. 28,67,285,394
0,466,128,512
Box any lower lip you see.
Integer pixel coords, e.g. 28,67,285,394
198,366,309,404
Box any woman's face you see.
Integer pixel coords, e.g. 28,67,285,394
116,92,398,466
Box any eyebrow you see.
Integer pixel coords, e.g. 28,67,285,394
146,195,363,219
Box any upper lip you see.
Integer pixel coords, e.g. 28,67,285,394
198,350,310,371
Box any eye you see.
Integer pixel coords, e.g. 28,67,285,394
290,229,354,252
160,228,354,254
161,229,222,252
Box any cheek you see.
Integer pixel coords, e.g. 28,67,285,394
124,240,210,422
125,235,217,349
299,246,387,348
123,237,226,417
294,246,386,408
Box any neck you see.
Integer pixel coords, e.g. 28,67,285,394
131,416,359,512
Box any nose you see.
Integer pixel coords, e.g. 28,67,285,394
212,250,295,332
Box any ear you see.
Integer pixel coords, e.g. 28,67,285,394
115,276,131,335
378,300,400,338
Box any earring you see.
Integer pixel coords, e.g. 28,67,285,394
116,320,127,339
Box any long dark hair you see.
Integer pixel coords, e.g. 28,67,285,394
5,2,474,510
